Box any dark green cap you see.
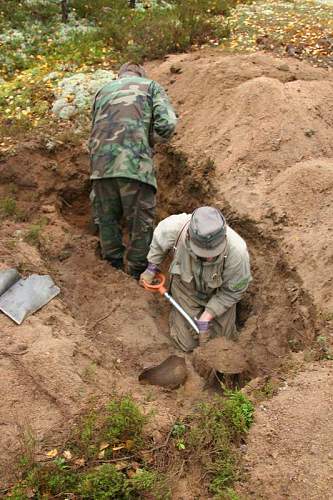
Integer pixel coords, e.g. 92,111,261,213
188,206,227,258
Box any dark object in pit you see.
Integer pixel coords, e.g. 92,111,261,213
139,355,187,389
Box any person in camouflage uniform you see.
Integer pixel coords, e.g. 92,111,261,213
89,62,177,278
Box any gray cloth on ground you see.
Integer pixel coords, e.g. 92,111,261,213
0,268,20,296
0,274,60,324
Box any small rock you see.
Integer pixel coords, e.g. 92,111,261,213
58,105,77,120
304,128,315,137
58,248,72,261
41,205,57,214
52,98,68,115
43,72,60,82
170,64,183,74
44,139,57,152
277,63,290,72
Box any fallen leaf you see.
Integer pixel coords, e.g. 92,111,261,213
63,450,72,460
46,448,58,458
99,441,110,451
115,461,128,471
112,444,125,451
74,458,85,467
98,449,105,459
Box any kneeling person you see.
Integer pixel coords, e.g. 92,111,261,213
140,206,252,352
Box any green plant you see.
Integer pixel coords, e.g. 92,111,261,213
83,362,98,381
172,422,187,450
126,468,171,499
105,396,147,449
79,410,98,457
0,196,17,217
316,335,333,360
78,464,127,499
172,422,186,438
24,217,48,246
254,378,279,401
0,196,27,221
185,393,254,495
223,390,254,436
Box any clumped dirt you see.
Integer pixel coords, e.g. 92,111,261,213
0,50,332,496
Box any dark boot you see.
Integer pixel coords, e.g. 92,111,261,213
107,258,124,271
128,267,145,281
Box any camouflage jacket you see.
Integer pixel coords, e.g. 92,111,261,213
89,75,177,189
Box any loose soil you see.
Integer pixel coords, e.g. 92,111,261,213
0,50,332,497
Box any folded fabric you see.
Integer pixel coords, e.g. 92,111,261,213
0,271,60,325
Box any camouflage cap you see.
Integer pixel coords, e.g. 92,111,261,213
118,62,147,78
188,207,227,258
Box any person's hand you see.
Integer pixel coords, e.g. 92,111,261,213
139,263,159,287
195,311,213,346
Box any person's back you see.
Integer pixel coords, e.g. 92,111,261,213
90,68,176,189
89,63,177,279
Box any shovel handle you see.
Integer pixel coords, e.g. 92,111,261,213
142,272,167,295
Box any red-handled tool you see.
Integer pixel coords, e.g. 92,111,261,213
143,273,200,334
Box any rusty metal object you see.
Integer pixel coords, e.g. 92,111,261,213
139,355,187,389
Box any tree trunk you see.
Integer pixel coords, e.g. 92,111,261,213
61,0,69,23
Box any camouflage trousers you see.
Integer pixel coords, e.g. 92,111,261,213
169,275,238,352
92,178,156,272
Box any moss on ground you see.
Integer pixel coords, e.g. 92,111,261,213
7,392,254,498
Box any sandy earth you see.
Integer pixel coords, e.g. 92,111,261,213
0,50,332,497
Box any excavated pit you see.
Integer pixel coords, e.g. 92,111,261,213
54,145,318,380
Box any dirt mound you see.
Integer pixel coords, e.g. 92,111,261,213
149,51,333,317
236,361,333,499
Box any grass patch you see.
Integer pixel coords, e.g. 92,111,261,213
7,392,254,498
168,391,254,496
24,217,48,246
0,196,27,221
253,377,280,401
8,396,170,499
74,396,148,461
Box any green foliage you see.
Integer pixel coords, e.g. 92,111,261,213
1,0,234,79
79,410,98,458
223,390,254,435
316,335,333,360
24,224,42,246
105,396,147,449
0,196,27,222
126,468,171,499
253,378,279,401
36,462,78,495
78,464,127,499
171,422,186,438
8,396,167,498
184,392,254,495
0,197,17,218
24,217,48,246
